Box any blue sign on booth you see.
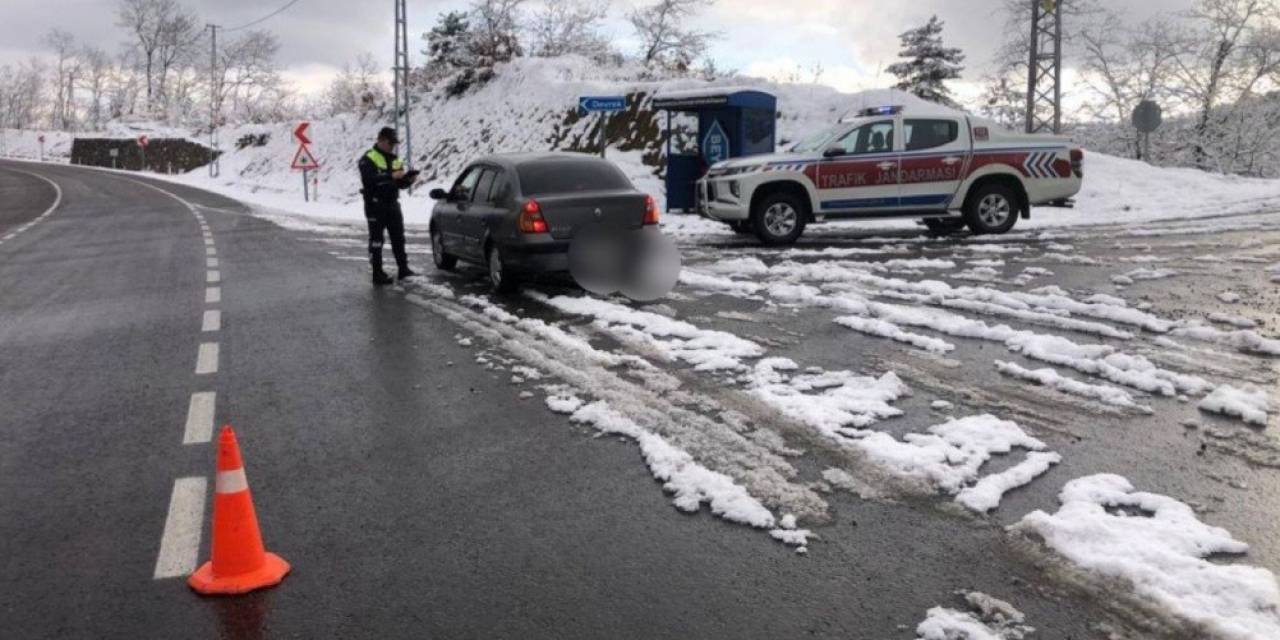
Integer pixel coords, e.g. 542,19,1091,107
579,96,627,113
702,120,730,165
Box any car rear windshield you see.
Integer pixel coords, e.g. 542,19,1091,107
517,160,632,196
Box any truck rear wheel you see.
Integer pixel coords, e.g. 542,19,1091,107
751,193,807,246
964,183,1019,235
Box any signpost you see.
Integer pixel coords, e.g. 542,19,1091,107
290,132,321,202
109,148,119,169
137,135,149,171
579,96,627,158
1131,100,1162,162
37,134,45,162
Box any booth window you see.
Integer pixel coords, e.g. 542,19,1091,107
744,109,774,147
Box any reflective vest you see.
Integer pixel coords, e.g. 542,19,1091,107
365,148,404,172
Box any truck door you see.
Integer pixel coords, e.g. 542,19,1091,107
898,118,968,210
812,119,901,216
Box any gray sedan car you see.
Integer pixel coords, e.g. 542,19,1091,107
429,152,659,292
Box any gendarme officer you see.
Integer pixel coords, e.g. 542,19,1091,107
358,127,419,285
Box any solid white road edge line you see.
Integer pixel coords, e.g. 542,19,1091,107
195,342,219,375
153,476,208,579
0,166,64,247
202,309,221,332
184,392,216,444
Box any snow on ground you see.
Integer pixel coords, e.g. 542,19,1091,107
845,414,1060,513
1199,384,1271,426
1015,474,1280,639
915,591,1033,640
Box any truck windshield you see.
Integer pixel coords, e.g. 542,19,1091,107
789,124,853,153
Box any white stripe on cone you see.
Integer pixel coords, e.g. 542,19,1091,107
215,468,249,494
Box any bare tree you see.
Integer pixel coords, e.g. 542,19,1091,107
80,46,113,130
211,30,284,123
44,29,81,130
325,52,389,116
529,0,611,59
116,0,200,113
0,58,48,129
1169,0,1274,167
629,0,718,71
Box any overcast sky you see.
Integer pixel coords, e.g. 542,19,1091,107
1,0,1190,99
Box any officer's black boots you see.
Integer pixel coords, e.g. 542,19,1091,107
398,267,417,281
372,270,394,286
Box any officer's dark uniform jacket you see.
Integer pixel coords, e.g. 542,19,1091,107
357,147,411,274
358,147,407,208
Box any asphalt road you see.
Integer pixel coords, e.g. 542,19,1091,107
2,160,1276,639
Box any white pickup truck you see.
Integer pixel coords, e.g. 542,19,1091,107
697,104,1083,244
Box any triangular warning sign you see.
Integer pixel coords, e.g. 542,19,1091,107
291,144,321,171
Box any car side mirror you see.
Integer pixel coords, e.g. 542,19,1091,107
823,146,846,159
429,188,448,200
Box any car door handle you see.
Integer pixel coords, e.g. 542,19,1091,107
877,162,896,170
941,156,961,165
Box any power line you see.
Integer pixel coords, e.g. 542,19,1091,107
223,0,303,33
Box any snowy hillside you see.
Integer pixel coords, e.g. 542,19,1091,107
6,56,1280,230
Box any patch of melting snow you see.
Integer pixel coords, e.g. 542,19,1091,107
833,315,956,354
1199,384,1270,426
1208,312,1258,329
1172,325,1280,356
994,360,1153,414
915,591,1034,639
1013,474,1280,639
1218,291,1243,304
1111,267,1179,285
846,414,1060,513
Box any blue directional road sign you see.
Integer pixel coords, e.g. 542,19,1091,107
579,96,627,114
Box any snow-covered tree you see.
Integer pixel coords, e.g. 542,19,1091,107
975,73,1025,130
629,0,718,72
325,52,389,117
886,15,965,106
529,0,612,60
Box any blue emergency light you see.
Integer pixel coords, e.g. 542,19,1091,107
859,105,903,116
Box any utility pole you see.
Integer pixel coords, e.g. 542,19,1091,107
1025,0,1063,134
208,23,221,178
393,0,414,180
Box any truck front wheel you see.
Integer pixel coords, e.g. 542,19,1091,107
964,183,1019,235
751,193,807,245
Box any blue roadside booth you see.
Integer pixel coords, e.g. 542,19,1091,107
652,88,777,213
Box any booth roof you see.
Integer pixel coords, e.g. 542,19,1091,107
651,86,777,110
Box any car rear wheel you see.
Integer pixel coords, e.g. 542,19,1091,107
964,183,1019,235
487,244,518,293
431,227,457,271
751,193,807,246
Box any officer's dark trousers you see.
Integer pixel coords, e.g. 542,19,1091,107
365,203,408,273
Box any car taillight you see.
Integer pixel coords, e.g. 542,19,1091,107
1070,148,1084,178
643,195,659,226
519,199,548,234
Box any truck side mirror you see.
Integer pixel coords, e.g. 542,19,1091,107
429,188,448,200
823,146,846,159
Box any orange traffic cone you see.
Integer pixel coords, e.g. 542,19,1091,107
188,425,290,595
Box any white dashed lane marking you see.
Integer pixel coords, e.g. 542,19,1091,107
207,258,219,268
206,247,216,256
153,477,207,579
195,342,219,375
0,167,64,248
183,392,216,445
206,287,221,304
207,270,221,284
202,309,221,332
